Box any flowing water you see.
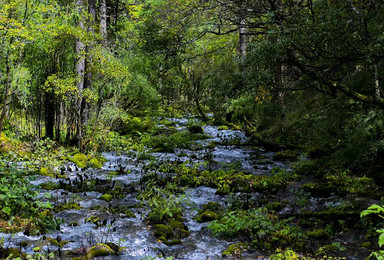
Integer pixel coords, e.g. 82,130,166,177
0,118,291,259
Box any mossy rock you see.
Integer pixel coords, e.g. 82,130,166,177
306,229,330,240
108,171,119,175
70,153,88,169
197,210,219,222
87,243,117,258
202,202,222,212
265,201,286,211
40,182,60,190
50,238,69,247
54,202,81,212
222,243,247,257
0,248,26,258
85,216,100,225
154,224,173,239
40,167,54,177
99,194,113,202
122,210,135,218
188,125,203,134
273,150,299,161
300,182,333,197
157,236,182,246
164,239,182,246
169,220,190,238
218,125,229,130
361,241,371,249
89,158,103,168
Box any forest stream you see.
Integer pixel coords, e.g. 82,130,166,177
0,117,375,259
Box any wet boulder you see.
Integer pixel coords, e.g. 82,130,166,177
87,243,118,258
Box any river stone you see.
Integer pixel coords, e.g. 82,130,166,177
87,243,116,258
198,210,219,222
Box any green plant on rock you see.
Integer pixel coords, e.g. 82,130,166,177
208,208,305,251
361,204,384,259
138,182,191,223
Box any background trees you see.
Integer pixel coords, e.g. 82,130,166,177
0,0,383,176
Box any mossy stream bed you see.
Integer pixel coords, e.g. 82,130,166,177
0,118,378,259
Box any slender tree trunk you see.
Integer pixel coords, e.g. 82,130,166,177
100,0,107,46
76,0,86,147
239,18,247,61
45,91,55,139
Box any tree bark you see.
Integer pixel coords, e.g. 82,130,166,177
76,0,85,147
45,91,55,139
100,0,107,46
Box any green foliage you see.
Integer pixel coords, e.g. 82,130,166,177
361,205,384,259
208,208,305,250
175,164,296,194
138,182,190,223
0,159,51,219
142,130,208,152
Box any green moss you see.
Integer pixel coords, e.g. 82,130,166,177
273,150,299,161
50,238,69,247
202,202,222,212
265,201,286,211
197,210,219,222
154,224,173,239
361,241,371,248
39,167,52,176
54,202,81,212
306,229,330,240
85,216,100,225
222,243,247,257
89,158,103,168
99,194,113,202
164,239,182,245
108,171,119,175
300,182,334,197
153,221,190,244
87,243,117,258
2,248,26,258
70,153,88,168
40,182,60,190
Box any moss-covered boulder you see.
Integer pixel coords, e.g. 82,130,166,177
273,150,299,161
99,194,113,202
154,224,173,238
222,243,247,257
0,248,27,259
300,182,333,197
197,210,219,222
306,229,330,240
265,201,286,211
153,220,190,246
87,243,117,258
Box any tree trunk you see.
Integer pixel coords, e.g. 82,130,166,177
100,0,107,46
239,18,247,61
45,91,55,139
76,0,85,147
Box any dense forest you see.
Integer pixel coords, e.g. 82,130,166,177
1,0,384,259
